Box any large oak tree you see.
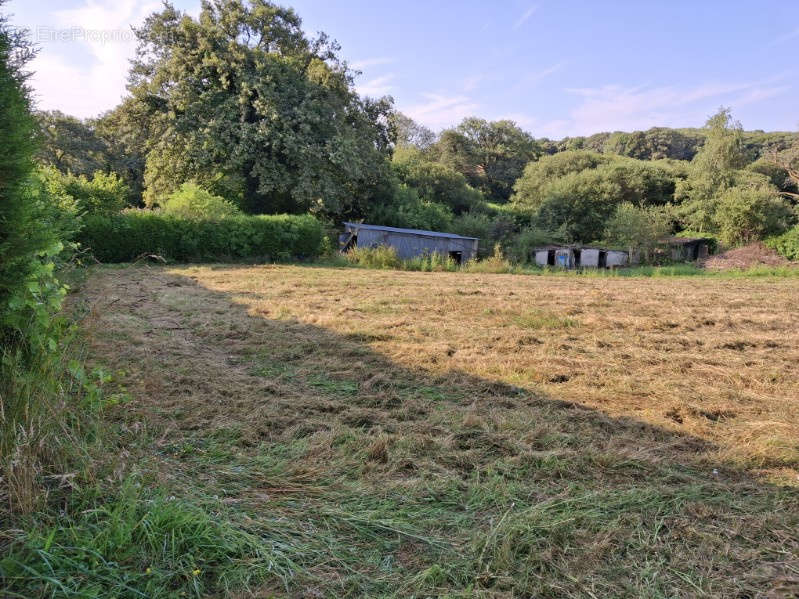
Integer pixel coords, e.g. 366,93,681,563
432,118,540,203
129,0,393,216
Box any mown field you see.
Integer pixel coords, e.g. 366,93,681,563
73,265,799,597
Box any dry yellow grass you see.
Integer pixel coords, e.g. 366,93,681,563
74,264,799,597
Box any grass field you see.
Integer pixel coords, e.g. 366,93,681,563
66,264,799,597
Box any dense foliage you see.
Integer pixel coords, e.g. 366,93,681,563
766,226,799,261
431,118,540,202
160,182,243,220
510,151,678,242
0,13,54,346
673,110,795,239
549,126,799,162
604,203,671,260
36,108,145,206
129,0,393,218
38,166,129,215
17,2,799,265
79,212,324,263
1,4,86,519
391,146,484,214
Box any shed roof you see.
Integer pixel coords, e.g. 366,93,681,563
662,236,713,245
343,222,478,240
532,245,628,252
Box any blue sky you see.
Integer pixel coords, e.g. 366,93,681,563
6,0,798,138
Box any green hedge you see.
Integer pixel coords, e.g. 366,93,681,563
766,226,799,261
78,212,325,263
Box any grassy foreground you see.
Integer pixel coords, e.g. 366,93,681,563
8,264,799,597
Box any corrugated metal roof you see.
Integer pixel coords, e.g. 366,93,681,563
532,245,628,252
343,222,478,240
662,236,712,245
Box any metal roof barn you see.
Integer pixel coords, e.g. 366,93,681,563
341,223,479,264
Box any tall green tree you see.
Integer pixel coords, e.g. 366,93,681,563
603,127,702,161
391,146,483,214
35,110,108,176
129,0,393,217
510,150,678,242
604,203,671,262
432,117,540,202
0,7,52,332
675,108,776,234
764,142,799,201
94,98,151,205
390,112,435,150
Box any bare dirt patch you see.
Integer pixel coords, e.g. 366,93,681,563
703,241,795,270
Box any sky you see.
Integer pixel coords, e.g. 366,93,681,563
5,0,798,139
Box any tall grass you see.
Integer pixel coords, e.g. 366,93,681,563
1,333,89,513
345,245,461,272
0,479,292,598
337,245,799,278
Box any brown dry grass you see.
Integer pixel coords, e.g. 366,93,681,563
73,264,799,597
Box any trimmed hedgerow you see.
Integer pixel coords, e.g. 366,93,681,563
78,212,325,263
765,226,799,261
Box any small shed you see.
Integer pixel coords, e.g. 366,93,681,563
533,246,629,269
662,237,711,262
341,222,479,264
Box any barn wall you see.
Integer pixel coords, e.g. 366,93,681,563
606,251,628,267
581,249,600,267
555,249,573,268
534,250,549,266
353,229,478,261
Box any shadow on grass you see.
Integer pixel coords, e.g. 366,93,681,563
48,266,799,596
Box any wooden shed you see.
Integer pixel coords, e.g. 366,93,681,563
341,223,479,264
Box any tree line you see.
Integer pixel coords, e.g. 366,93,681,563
30,0,799,256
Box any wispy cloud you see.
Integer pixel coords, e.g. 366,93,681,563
350,57,394,71
512,5,539,30
403,93,479,130
769,27,799,46
524,61,564,85
25,0,160,118
355,74,395,98
558,79,791,136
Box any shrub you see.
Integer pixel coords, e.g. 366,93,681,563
403,252,459,272
766,226,799,261
78,212,324,262
345,245,402,269
345,246,461,272
392,146,484,214
463,243,514,273
160,182,242,220
505,227,560,264
38,166,128,215
713,187,794,246
604,203,671,262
